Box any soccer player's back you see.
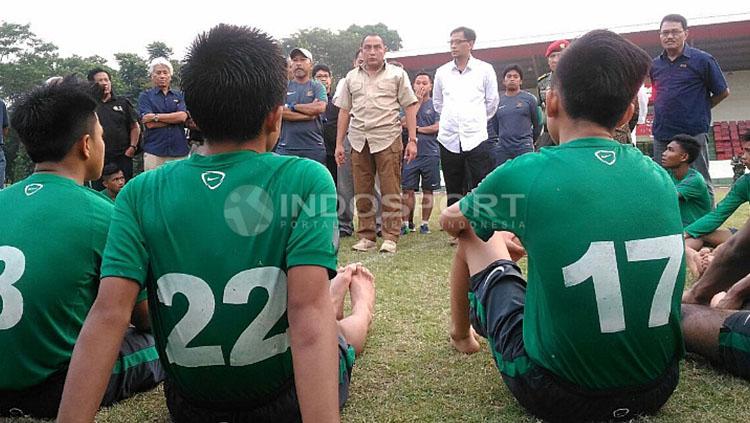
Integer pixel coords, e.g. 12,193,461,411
442,30,684,422
0,81,162,419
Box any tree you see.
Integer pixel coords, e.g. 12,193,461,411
114,52,149,100
281,23,402,79
146,41,173,61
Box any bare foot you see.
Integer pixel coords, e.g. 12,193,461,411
685,247,702,279
710,291,727,308
349,265,375,325
698,248,714,276
331,265,355,320
450,327,480,354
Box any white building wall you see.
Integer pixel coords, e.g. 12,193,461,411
713,70,750,122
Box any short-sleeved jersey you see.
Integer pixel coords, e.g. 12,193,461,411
278,79,327,152
0,173,113,390
460,138,685,390
670,168,712,227
416,99,440,157
101,150,338,403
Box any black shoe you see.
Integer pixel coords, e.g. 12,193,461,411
339,231,353,238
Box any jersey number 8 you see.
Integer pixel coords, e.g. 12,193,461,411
0,246,25,330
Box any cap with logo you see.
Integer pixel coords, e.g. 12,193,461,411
545,40,570,58
290,47,313,62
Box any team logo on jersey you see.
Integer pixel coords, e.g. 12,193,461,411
24,183,43,196
201,171,226,190
595,150,616,166
112,105,123,112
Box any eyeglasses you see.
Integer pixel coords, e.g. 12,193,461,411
448,39,469,46
659,29,684,37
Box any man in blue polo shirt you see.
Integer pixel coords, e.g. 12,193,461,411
650,13,730,202
138,57,189,171
0,98,8,188
277,48,327,164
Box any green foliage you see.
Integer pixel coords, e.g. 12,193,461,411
281,23,402,80
114,52,149,100
146,41,173,61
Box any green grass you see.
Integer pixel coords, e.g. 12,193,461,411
5,189,749,423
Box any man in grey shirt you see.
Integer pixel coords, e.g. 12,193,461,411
494,64,540,166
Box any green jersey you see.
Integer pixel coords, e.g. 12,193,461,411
101,150,338,403
670,168,712,227
460,138,685,390
0,174,112,390
685,173,750,238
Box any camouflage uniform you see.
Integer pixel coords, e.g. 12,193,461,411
612,100,639,144
535,72,555,149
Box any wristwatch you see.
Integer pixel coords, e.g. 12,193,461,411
408,137,418,144
153,114,159,122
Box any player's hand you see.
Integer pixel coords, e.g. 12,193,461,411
335,144,346,166
501,232,526,262
125,146,136,158
404,141,417,163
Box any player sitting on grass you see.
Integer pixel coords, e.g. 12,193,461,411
0,80,163,419
682,217,750,380
661,134,712,227
440,30,685,422
684,133,750,255
57,24,375,423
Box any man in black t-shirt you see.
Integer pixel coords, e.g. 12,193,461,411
313,64,339,183
87,68,140,184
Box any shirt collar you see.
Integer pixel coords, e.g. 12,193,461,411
660,44,692,61
358,61,387,74
151,86,174,96
451,55,475,72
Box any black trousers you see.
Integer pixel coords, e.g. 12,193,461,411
440,140,495,207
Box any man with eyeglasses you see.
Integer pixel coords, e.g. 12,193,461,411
650,13,730,204
433,26,499,216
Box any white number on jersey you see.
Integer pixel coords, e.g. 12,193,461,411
157,267,289,368
562,234,683,334
0,246,25,330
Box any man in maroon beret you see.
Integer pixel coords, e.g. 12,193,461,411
536,39,570,149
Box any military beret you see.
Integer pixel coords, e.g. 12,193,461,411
545,40,570,57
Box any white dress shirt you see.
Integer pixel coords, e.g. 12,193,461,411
433,56,499,153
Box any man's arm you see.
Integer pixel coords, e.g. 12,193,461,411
440,202,472,238
685,182,746,238
287,265,340,423
142,111,188,126
283,108,316,122
484,67,500,119
529,97,541,141
418,122,439,135
710,89,730,108
293,101,327,116
335,108,350,165
58,277,141,422
404,102,418,162
432,72,443,114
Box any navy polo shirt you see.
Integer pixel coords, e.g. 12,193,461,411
138,87,189,157
650,45,728,140
416,99,440,157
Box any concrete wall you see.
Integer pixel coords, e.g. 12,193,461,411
713,70,750,122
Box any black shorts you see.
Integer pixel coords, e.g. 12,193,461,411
402,155,440,191
718,311,750,380
0,327,163,419
468,260,679,423
165,335,355,423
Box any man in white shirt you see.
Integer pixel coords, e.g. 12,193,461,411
434,26,499,208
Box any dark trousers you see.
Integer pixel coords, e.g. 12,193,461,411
440,140,495,207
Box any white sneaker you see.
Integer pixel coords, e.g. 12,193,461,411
352,238,377,252
379,240,397,253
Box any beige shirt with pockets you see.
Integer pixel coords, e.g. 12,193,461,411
334,63,418,153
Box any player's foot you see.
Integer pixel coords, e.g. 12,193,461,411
350,265,375,325
331,264,355,320
698,248,714,275
710,291,727,308
419,223,430,234
401,223,411,235
450,327,480,354
685,247,702,279
379,240,397,253
448,236,458,246
352,238,377,252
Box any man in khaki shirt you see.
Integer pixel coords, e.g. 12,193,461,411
335,34,418,253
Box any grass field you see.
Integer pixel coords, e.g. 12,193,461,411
5,188,749,423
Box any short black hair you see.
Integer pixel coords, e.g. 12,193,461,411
670,134,701,164
660,14,688,31
552,30,651,130
360,33,384,47
502,64,523,80
87,67,111,82
414,71,433,84
102,162,121,179
312,64,331,77
450,26,476,42
10,79,98,163
181,24,287,143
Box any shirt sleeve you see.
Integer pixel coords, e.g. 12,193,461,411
432,70,443,114
124,99,139,124
685,177,746,238
313,81,328,103
458,158,534,241
138,91,152,117
175,92,187,113
675,173,703,201
397,69,418,108
484,65,500,119
333,73,353,111
100,182,150,287
286,161,338,278
704,54,729,97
